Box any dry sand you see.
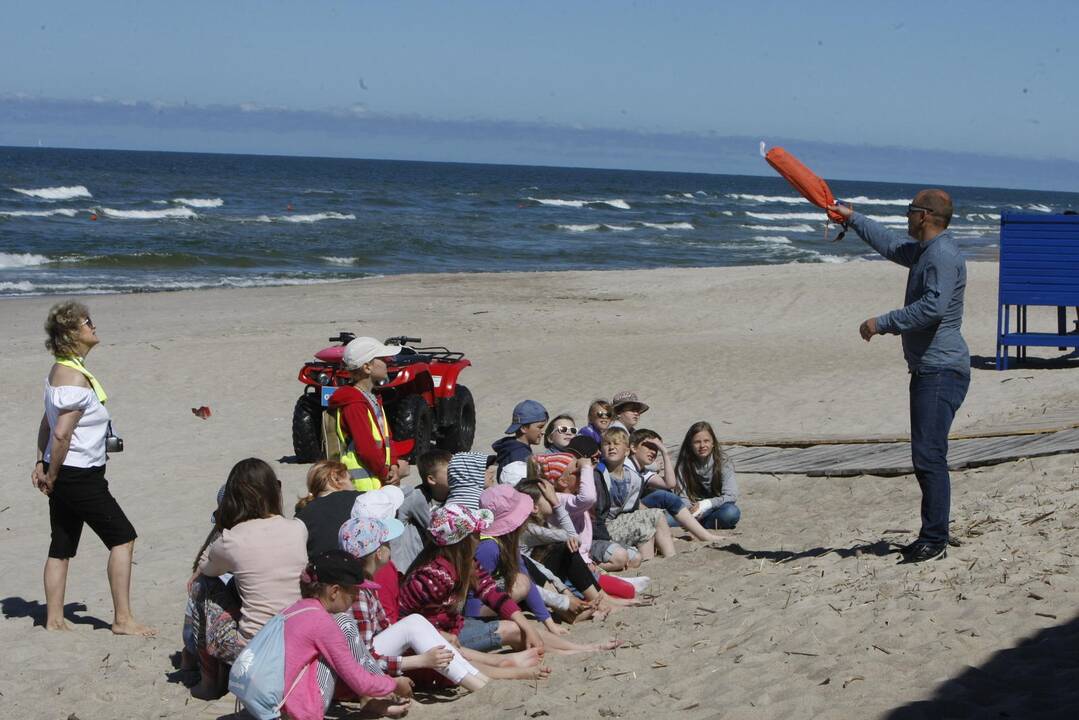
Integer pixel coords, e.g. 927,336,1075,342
1,260,1076,719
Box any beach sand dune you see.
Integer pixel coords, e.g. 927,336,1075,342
0,261,1075,718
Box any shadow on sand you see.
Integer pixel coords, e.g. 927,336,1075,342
0,596,111,630
716,539,900,562
885,613,1079,719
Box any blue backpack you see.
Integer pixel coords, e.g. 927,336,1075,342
228,606,317,720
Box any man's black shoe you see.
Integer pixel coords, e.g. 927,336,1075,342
897,542,947,564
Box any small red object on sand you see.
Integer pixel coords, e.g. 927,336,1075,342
191,406,212,419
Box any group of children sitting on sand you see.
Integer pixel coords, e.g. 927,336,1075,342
181,338,739,720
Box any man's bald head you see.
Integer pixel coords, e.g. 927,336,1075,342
913,189,953,229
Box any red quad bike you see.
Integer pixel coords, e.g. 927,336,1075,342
292,333,476,463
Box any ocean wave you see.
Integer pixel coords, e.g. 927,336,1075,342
172,197,224,208
640,221,694,230
11,185,92,200
751,235,792,244
555,223,635,233
865,215,909,223
0,252,50,268
662,193,697,200
253,212,356,223
0,208,80,218
527,197,631,210
727,193,808,204
743,224,815,232
1027,203,1052,212
101,207,199,220
745,212,826,221
841,196,910,206
0,281,36,292
321,256,359,265
966,213,1001,221
0,275,354,296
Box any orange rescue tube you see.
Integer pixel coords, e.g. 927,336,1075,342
764,146,845,224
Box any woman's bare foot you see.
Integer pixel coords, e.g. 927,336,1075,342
111,618,157,637
497,648,541,668
44,619,73,631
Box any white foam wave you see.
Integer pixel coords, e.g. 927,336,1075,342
321,256,358,265
254,212,356,223
745,212,825,221
842,196,910,206
728,193,808,204
0,252,50,268
528,197,631,210
865,215,909,223
1027,203,1052,212
966,213,1001,221
12,185,92,200
0,208,79,218
172,197,224,208
101,207,198,220
640,221,694,230
0,281,36,292
743,224,816,232
557,223,635,233
752,235,792,244
721,210,733,216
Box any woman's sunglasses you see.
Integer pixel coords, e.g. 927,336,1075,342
593,412,611,419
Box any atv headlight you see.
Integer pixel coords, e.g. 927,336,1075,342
316,372,332,386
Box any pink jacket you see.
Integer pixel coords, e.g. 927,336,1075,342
557,463,597,562
281,599,397,720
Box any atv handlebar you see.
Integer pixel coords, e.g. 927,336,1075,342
385,336,421,346
329,332,357,345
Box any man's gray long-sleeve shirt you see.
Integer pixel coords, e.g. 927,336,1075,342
849,212,970,375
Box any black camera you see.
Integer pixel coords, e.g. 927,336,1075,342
105,422,124,453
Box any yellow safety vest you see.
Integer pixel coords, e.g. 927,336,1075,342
55,356,107,404
333,396,390,492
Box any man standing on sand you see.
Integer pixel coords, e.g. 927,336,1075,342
831,190,969,564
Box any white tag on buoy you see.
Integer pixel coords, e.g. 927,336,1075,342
759,141,767,158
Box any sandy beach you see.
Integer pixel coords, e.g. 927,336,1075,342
1,260,1076,719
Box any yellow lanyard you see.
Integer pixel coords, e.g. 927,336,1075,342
55,356,107,404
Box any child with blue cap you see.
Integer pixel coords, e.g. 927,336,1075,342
491,400,548,486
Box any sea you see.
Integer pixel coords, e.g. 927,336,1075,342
3,146,1078,297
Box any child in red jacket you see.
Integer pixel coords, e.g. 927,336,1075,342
328,337,409,490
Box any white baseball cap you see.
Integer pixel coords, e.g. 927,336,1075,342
343,337,401,370
350,485,405,521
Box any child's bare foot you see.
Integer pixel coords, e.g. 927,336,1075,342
44,619,73,631
111,618,157,637
504,664,552,681
360,698,411,718
594,638,622,651
498,648,541,667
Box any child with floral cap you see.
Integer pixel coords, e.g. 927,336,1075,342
338,516,488,692
398,504,546,656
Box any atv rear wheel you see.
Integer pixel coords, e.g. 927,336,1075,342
392,395,434,462
437,384,475,452
292,393,326,462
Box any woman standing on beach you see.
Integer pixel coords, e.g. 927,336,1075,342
31,301,155,637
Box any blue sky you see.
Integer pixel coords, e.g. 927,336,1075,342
2,1,1077,189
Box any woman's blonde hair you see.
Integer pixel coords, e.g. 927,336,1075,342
295,460,350,512
45,301,90,357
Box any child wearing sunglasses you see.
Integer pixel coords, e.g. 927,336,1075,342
543,414,578,451
579,399,613,445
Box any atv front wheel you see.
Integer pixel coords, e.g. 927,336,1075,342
437,384,475,452
292,393,325,462
392,395,434,462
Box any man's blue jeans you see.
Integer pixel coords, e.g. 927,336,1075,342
909,367,969,545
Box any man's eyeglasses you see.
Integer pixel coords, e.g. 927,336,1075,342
553,425,577,435
907,204,935,217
